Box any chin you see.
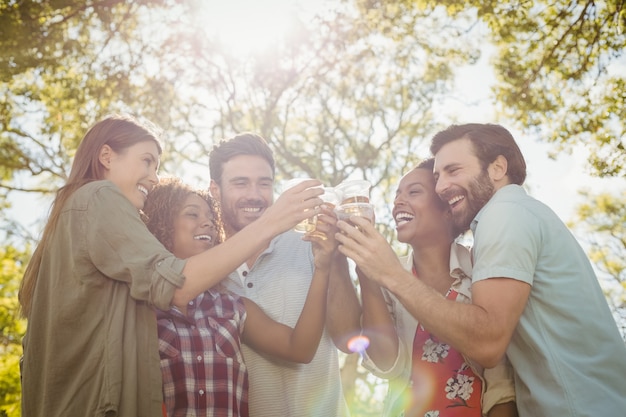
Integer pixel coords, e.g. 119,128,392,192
396,229,411,244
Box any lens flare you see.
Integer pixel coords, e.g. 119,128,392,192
347,335,370,354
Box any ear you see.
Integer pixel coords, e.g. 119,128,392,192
98,144,113,170
488,155,508,182
209,179,221,200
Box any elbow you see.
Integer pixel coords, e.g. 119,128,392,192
473,343,508,369
171,289,192,310
479,354,505,369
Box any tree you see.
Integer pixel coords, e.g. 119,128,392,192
0,245,28,417
476,0,625,178
568,190,626,337
2,0,624,415
390,0,626,178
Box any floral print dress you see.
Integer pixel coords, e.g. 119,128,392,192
404,288,482,417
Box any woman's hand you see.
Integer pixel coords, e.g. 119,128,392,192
261,179,324,235
335,216,404,288
303,205,338,270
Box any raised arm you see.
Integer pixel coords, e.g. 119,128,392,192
324,212,362,352
336,216,530,368
357,267,399,370
172,180,323,308
240,215,335,363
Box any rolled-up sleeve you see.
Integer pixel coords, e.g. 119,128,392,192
482,356,516,414
85,183,186,310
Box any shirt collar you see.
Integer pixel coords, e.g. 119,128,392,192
471,184,525,233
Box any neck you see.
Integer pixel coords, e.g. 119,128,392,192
410,239,455,294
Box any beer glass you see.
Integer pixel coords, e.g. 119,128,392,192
307,187,342,239
335,179,371,204
335,202,375,230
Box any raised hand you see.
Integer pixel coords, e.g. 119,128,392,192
303,205,338,270
261,179,324,235
335,216,404,288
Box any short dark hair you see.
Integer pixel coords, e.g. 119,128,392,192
209,133,275,184
430,123,527,185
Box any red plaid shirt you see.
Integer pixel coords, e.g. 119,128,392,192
157,289,248,417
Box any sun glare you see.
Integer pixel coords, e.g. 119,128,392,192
195,0,313,56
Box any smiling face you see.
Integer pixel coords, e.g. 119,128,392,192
101,140,160,210
171,193,219,259
393,167,453,246
433,137,496,233
210,154,274,237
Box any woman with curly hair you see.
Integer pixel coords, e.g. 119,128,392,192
143,177,336,417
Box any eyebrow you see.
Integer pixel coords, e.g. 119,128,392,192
228,176,274,182
143,152,159,165
395,181,426,194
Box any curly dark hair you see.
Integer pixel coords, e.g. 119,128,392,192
142,177,225,252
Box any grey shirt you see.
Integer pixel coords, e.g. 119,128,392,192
224,231,350,417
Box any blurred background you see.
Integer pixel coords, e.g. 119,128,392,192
1,1,624,415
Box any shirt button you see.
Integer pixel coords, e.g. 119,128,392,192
199,389,205,396
188,300,194,306
242,271,248,277
247,282,253,288
196,355,202,362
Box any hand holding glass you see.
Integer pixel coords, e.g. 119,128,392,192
281,178,322,233
335,202,375,230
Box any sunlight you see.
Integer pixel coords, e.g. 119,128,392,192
194,0,313,56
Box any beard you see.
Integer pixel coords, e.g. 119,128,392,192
221,199,267,236
452,169,495,233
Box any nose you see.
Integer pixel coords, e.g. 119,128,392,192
248,184,265,200
393,191,406,207
434,174,448,196
149,170,159,187
199,211,213,227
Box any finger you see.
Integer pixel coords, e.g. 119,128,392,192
349,215,374,232
316,213,337,228
319,205,338,219
336,219,366,242
336,242,360,263
286,179,322,193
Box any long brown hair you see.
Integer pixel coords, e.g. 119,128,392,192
19,114,162,318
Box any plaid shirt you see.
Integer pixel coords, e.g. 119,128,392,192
157,289,248,417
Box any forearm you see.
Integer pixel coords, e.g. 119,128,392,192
288,265,331,362
384,270,505,367
173,217,276,307
326,253,362,353
359,274,398,370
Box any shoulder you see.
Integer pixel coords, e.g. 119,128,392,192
75,180,119,197
75,180,136,214
69,180,124,208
